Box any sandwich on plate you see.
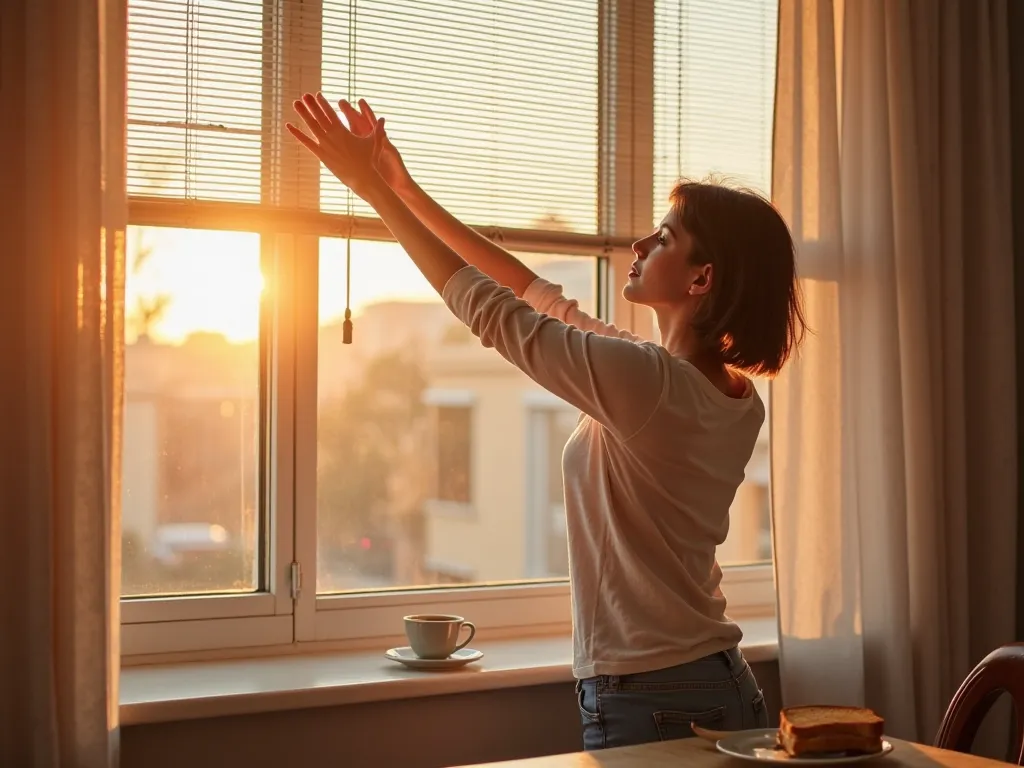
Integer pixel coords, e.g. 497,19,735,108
777,705,885,757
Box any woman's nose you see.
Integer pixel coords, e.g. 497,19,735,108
632,238,646,257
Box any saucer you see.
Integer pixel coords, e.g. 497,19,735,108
385,646,484,670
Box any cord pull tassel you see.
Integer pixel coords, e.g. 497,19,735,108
342,308,353,345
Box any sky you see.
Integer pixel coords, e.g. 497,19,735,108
125,0,777,345
125,228,577,343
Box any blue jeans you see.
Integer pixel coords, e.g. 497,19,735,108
576,647,768,750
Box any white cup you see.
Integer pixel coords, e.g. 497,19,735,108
404,614,476,660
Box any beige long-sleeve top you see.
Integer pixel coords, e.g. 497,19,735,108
443,265,765,679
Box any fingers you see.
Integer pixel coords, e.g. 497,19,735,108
371,117,386,160
293,92,343,139
292,98,328,140
290,92,372,161
359,98,378,127
314,92,343,129
285,123,323,158
301,93,337,135
337,99,371,135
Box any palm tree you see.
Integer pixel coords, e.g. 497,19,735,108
128,154,178,341
129,230,171,342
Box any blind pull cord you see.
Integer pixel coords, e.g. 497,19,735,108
342,0,357,345
342,216,353,344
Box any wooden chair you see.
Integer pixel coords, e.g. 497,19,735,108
935,643,1024,764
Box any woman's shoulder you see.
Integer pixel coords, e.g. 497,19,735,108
649,347,763,415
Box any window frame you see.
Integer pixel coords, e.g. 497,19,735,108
120,226,298,656
119,0,777,662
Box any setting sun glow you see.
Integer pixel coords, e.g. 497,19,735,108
127,227,264,344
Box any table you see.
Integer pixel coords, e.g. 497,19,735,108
456,737,1014,768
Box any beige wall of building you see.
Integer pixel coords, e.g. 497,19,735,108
421,341,773,582
421,342,535,582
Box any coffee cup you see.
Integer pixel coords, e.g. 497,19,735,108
404,614,476,660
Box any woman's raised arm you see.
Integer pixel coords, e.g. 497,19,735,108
287,93,663,439
336,100,641,343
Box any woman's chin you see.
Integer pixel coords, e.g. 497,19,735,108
621,280,642,303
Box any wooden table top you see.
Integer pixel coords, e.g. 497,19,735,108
458,737,1013,768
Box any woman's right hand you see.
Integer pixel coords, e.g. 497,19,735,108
338,98,413,194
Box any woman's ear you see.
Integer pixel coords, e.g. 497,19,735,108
689,264,713,296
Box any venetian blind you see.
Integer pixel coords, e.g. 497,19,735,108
126,0,600,233
653,0,778,220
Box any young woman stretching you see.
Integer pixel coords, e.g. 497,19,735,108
287,93,805,750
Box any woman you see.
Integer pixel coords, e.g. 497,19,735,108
288,93,805,750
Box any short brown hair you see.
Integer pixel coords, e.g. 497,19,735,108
670,181,806,377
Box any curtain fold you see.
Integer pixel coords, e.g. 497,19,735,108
0,0,127,765
771,0,1016,747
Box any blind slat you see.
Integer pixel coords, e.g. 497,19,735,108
127,0,599,232
652,0,778,218
127,0,777,236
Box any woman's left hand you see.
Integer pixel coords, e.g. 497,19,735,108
287,92,386,201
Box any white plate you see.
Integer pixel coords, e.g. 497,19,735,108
716,729,895,765
384,646,484,671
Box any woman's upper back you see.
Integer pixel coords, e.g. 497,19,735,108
559,350,764,678
441,267,767,676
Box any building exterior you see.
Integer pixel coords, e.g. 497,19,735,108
121,332,259,594
121,276,771,596
418,337,772,584
415,261,772,582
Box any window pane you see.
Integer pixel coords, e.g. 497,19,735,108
653,0,778,205
316,241,596,592
721,378,772,565
122,226,263,597
126,0,264,202
526,407,579,579
321,0,599,231
653,0,777,566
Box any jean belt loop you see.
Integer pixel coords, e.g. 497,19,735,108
604,674,620,693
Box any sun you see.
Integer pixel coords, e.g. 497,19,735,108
127,227,264,344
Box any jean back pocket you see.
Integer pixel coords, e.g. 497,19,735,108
654,705,726,742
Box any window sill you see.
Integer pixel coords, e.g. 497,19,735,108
119,618,778,726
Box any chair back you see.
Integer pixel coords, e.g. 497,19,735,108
935,643,1024,764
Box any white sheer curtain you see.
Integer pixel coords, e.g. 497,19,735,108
0,0,126,765
771,0,1017,746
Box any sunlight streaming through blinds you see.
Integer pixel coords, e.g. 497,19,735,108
653,0,778,219
127,0,264,202
127,0,600,233
321,0,599,232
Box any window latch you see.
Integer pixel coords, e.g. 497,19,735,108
290,561,302,600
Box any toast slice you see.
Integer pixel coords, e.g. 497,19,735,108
777,705,885,757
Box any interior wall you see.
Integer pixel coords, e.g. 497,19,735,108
118,5,1024,768
121,660,781,768
1012,0,1024,648
121,7,1024,768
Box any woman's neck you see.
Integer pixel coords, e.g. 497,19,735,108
655,307,742,396
654,306,704,360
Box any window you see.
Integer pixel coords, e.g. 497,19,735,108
320,1,599,231
526,403,580,579
121,0,779,658
653,0,778,570
122,228,263,597
314,249,597,596
435,406,473,504
653,0,778,203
